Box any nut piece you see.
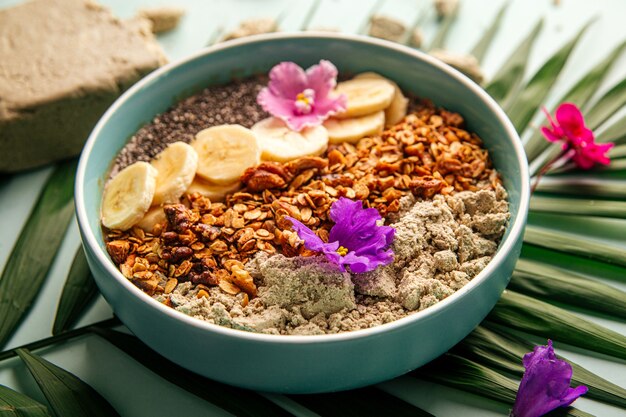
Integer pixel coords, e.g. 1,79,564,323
218,279,241,295
368,15,407,42
222,18,277,41
434,0,459,19
164,278,178,294
137,6,185,33
231,265,257,297
106,240,130,264
410,27,424,48
429,49,484,84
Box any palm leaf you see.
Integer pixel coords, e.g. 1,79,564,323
428,0,460,51
456,325,626,408
533,176,626,198
470,1,508,63
206,26,223,46
586,77,626,130
16,349,119,417
0,318,120,363
52,248,99,335
0,160,77,348
487,291,626,360
520,244,626,284
609,143,626,158
485,19,544,104
508,21,592,132
300,0,322,30
597,113,626,144
412,354,592,417
524,212,626,267
401,5,429,47
524,40,625,164
529,195,626,218
290,388,434,417
0,384,52,417
357,0,386,35
509,267,626,319
92,328,293,417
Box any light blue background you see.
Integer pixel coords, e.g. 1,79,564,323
0,0,624,415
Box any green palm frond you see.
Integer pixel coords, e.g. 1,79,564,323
488,291,626,360
16,349,120,417
1,3,625,416
52,248,98,336
485,19,544,103
509,21,593,132
0,160,77,348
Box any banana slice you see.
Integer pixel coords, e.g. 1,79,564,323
151,141,198,205
136,206,166,233
192,125,260,185
355,72,409,126
251,117,329,162
186,176,243,202
324,111,385,144
334,77,395,118
102,162,157,231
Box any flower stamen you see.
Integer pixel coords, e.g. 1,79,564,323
336,246,349,256
294,88,315,114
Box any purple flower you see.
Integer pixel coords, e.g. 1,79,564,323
541,103,614,170
511,340,588,417
286,197,395,273
257,60,347,131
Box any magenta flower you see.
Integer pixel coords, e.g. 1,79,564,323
286,197,395,273
541,103,614,170
511,340,588,417
257,60,347,131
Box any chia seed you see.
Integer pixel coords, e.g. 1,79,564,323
111,75,268,176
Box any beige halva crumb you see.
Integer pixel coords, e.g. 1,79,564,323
159,186,509,335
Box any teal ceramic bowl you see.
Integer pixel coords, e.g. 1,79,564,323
76,33,529,394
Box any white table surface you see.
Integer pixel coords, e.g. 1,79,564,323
0,0,625,416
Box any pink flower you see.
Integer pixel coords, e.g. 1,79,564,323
257,60,347,131
540,103,614,170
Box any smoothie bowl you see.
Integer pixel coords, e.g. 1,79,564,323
75,33,529,393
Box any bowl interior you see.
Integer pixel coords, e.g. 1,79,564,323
79,33,527,331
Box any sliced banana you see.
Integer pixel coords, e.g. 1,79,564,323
334,77,395,118
355,72,409,126
151,141,198,205
186,176,242,202
324,111,385,144
136,206,166,233
102,162,157,231
251,117,329,162
192,125,260,185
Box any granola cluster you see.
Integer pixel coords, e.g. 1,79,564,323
105,102,501,304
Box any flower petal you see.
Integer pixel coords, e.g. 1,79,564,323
267,62,308,100
513,341,587,417
305,60,339,99
560,385,589,407
314,95,348,118
286,216,333,253
258,89,298,120
342,248,394,273
540,126,563,143
281,111,332,131
555,103,586,137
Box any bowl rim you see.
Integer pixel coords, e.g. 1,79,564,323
76,31,530,344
